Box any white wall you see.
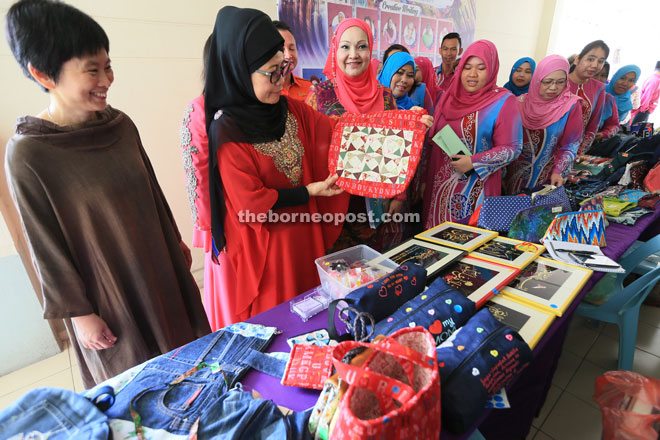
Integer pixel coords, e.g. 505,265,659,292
474,0,555,86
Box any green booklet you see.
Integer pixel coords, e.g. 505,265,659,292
432,125,472,157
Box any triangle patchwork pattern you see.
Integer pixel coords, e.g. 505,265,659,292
329,110,426,198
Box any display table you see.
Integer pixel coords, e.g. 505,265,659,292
10,210,652,439
242,208,660,440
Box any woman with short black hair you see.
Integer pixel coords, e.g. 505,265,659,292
5,0,210,388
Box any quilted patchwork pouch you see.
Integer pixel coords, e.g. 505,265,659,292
328,110,427,199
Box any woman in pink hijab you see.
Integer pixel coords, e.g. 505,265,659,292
305,18,403,251
506,55,583,194
414,56,441,103
422,40,522,228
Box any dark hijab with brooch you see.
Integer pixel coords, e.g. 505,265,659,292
204,6,285,253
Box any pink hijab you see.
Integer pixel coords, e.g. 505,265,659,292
438,40,508,120
323,18,384,114
518,55,581,130
414,56,440,101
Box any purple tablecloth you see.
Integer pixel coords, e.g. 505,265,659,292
242,209,660,439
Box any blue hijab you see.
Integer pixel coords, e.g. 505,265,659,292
503,57,536,96
377,51,416,110
409,83,428,109
606,65,641,122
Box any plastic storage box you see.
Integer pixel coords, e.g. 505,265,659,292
315,244,398,299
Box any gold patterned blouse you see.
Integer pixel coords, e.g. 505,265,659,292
252,112,303,186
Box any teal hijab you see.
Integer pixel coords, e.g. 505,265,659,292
377,51,416,109
503,57,536,96
606,65,641,121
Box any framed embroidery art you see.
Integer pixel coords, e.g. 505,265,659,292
377,239,465,280
484,295,555,349
328,110,427,198
469,237,544,269
436,256,519,308
416,222,498,252
501,257,593,317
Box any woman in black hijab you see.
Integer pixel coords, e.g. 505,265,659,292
204,6,349,322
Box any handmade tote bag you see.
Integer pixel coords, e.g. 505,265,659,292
331,326,441,439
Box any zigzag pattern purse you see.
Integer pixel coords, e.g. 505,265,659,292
543,209,606,247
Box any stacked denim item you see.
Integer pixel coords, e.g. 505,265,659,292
0,387,109,439
0,323,311,440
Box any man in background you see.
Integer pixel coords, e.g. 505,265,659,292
435,32,463,92
274,20,312,101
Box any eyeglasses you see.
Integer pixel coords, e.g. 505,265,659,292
540,78,567,87
255,61,293,84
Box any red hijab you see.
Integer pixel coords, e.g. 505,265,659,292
323,18,384,114
438,40,508,120
518,55,581,130
414,56,440,101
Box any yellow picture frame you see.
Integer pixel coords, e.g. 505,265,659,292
485,295,556,349
377,239,466,279
469,236,545,269
415,222,498,252
501,257,593,317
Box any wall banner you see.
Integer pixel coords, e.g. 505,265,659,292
277,0,476,81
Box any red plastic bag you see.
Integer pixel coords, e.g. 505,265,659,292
594,371,660,440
